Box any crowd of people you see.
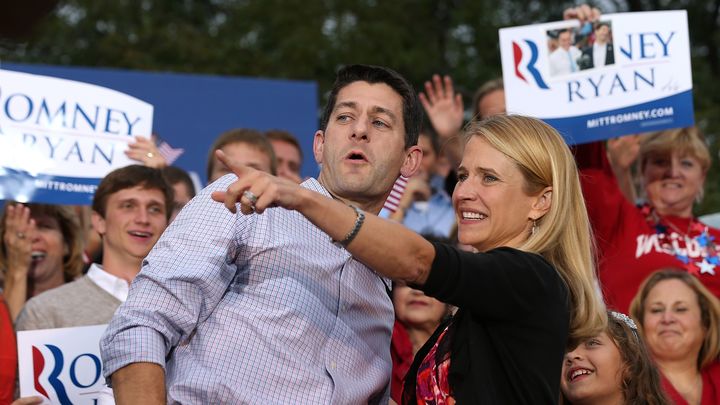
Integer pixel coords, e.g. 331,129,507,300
1,4,719,405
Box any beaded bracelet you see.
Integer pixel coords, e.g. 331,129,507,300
334,204,365,247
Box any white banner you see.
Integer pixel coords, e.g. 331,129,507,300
499,11,693,143
0,69,153,204
18,324,111,405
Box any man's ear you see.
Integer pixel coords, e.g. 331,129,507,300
90,211,106,236
529,186,553,220
313,130,325,165
399,145,423,178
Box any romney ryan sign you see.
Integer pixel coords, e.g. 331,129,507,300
499,10,693,144
0,70,153,204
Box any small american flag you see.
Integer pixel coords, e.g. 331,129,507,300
383,175,408,213
157,140,185,165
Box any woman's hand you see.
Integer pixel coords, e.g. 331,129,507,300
3,204,35,277
607,134,642,172
125,136,167,168
2,204,36,320
210,149,307,215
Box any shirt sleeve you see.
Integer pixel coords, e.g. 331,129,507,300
420,244,566,321
100,175,248,379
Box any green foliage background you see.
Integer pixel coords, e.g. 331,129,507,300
1,0,718,213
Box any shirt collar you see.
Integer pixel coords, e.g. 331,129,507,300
301,177,332,198
86,263,130,302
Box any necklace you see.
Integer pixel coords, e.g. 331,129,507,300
640,204,719,276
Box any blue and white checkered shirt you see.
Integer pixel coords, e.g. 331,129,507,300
100,176,394,404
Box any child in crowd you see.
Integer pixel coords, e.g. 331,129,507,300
561,311,669,405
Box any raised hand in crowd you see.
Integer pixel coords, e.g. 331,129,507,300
607,134,643,172
125,135,167,168
2,204,36,320
419,74,464,167
607,134,644,203
563,4,601,23
419,75,464,139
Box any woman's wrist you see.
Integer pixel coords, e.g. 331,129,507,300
5,263,29,280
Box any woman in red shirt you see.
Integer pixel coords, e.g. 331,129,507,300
0,296,16,404
630,270,720,405
578,128,719,313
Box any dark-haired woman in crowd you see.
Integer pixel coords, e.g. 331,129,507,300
631,269,720,405
561,311,670,405
214,114,606,404
1,203,84,320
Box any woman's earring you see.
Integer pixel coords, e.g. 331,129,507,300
531,219,538,235
696,188,705,204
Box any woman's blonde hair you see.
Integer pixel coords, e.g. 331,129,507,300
464,115,607,341
630,269,720,369
640,127,711,173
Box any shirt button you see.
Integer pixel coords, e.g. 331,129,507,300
330,361,336,370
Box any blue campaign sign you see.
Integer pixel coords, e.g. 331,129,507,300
1,62,318,204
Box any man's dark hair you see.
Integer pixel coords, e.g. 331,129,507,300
162,166,196,198
595,21,610,31
92,165,174,222
206,128,277,180
320,64,422,149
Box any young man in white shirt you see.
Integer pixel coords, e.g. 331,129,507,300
15,165,173,330
579,22,615,70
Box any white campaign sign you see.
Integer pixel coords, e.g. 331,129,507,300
18,324,111,405
0,69,152,204
499,11,693,143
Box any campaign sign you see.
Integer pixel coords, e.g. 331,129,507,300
0,69,153,204
499,11,693,144
18,325,109,405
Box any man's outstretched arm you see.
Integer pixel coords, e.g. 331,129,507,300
112,363,166,405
